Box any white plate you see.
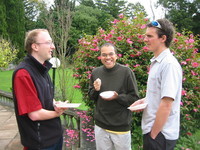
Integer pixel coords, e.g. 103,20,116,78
55,103,81,108
100,91,115,99
128,103,148,111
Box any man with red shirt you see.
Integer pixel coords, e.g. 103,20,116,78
12,29,67,150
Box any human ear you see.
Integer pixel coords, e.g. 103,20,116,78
161,35,167,42
31,43,38,51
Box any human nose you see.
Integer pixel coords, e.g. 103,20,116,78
143,36,148,42
50,43,55,49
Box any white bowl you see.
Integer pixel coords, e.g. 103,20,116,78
100,91,115,99
55,103,81,108
128,103,148,111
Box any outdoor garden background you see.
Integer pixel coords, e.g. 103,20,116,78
0,0,199,150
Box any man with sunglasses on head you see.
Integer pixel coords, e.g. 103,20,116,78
89,43,139,150
12,29,67,150
130,19,182,150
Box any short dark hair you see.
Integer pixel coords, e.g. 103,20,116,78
147,19,175,47
99,43,117,54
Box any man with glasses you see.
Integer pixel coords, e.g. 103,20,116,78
12,29,67,150
130,19,182,150
89,43,139,150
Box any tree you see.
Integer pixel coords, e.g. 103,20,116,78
78,0,96,7
23,0,41,30
39,0,75,101
95,0,127,18
124,2,147,19
0,0,8,37
5,0,25,61
157,0,200,35
69,4,113,51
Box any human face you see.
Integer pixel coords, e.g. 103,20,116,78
100,45,117,69
144,27,166,57
32,31,55,63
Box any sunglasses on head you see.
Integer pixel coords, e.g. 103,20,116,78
151,21,162,29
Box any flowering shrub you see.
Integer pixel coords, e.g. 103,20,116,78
64,129,79,148
73,13,200,145
0,38,18,68
76,111,95,142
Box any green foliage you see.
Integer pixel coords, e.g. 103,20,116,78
0,0,8,37
171,31,200,137
157,0,200,35
73,13,200,146
4,0,25,61
95,0,127,18
175,131,200,150
0,38,18,68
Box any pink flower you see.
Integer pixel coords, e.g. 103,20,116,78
111,19,120,24
144,18,149,21
177,32,182,36
191,70,198,76
118,13,124,18
143,46,149,50
182,90,187,96
117,36,123,41
90,48,99,51
125,64,129,67
138,34,143,39
186,59,191,61
118,54,122,57
180,102,183,106
181,61,187,65
73,84,81,88
73,74,80,77
99,28,105,34
141,24,146,29
193,109,198,112
191,62,199,68
173,38,178,42
110,30,115,34
185,39,194,44
186,132,192,136
134,64,140,68
97,56,101,60
126,38,133,44
188,39,194,43
185,114,189,117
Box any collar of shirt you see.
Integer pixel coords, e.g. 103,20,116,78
150,48,171,63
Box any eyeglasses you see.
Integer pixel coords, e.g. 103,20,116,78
151,21,162,29
35,41,54,46
101,52,115,57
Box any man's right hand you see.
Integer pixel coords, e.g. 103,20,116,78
93,78,101,91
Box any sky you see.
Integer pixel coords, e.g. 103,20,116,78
128,0,165,20
45,0,165,20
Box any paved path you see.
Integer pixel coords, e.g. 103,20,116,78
0,104,23,150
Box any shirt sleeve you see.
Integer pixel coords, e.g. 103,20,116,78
161,63,182,100
14,69,42,115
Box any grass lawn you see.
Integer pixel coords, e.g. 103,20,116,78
0,70,13,92
0,69,88,110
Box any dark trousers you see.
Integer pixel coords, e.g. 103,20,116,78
143,132,177,150
25,136,63,150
